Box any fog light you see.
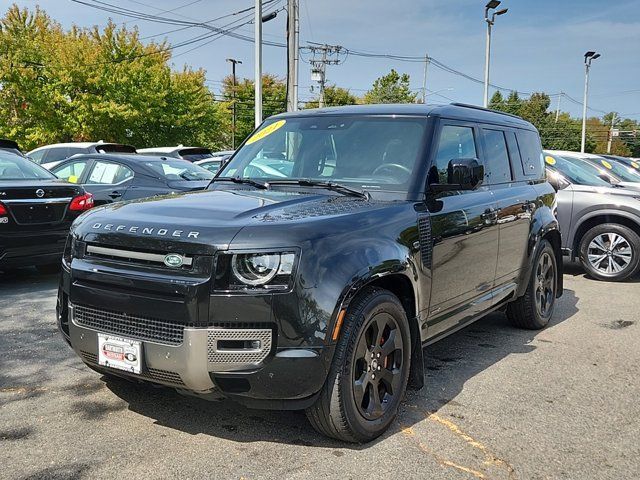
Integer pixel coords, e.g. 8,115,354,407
250,340,262,349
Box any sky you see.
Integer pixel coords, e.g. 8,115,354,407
4,0,640,119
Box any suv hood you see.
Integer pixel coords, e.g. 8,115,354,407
73,188,392,253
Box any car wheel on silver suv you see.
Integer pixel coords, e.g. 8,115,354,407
507,239,557,330
306,287,411,443
579,223,640,282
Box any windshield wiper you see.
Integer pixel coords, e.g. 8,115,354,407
267,179,370,199
210,176,269,190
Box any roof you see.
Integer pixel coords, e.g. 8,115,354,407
27,141,131,153
139,146,192,154
270,103,535,129
59,153,178,164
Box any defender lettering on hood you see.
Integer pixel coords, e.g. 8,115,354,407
91,223,200,239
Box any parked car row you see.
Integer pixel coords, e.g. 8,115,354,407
544,150,640,281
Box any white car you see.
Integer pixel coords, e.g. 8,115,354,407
28,141,137,170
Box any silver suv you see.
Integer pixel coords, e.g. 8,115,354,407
545,152,640,281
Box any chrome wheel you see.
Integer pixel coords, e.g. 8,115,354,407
535,251,556,318
353,313,404,421
587,233,633,275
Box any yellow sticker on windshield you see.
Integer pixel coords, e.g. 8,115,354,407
245,120,286,145
632,162,639,169
601,160,613,170
68,175,78,184
545,156,556,165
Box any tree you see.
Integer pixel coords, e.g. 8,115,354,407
220,73,286,145
304,85,359,108
0,5,227,150
363,69,417,104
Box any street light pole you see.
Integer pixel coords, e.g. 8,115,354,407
421,53,429,103
581,51,601,153
254,0,263,128
483,1,508,108
226,58,242,149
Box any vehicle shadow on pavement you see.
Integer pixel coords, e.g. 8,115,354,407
102,289,579,449
563,260,640,283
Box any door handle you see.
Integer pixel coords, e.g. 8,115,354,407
108,191,122,199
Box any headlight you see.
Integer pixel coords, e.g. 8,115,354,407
214,251,297,292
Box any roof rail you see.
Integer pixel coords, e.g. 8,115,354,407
450,102,524,120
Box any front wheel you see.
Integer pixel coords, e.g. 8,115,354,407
507,240,557,330
306,287,411,443
579,223,640,282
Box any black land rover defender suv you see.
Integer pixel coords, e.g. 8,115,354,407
58,104,562,442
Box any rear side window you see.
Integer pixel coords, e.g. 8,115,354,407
516,129,544,178
52,160,89,183
482,129,512,184
432,125,478,184
87,161,134,184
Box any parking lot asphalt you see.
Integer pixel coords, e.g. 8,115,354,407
1,265,639,480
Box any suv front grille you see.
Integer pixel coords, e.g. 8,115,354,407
84,244,194,271
73,304,184,345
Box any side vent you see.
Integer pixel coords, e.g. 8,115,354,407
418,215,432,269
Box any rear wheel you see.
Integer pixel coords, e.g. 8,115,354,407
36,263,61,275
507,240,557,330
579,223,640,282
306,287,411,443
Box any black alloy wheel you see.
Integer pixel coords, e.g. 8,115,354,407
353,312,404,421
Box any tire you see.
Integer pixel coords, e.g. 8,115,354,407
36,263,61,275
578,223,640,282
306,287,411,443
507,240,557,330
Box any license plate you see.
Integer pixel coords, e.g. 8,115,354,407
98,333,142,374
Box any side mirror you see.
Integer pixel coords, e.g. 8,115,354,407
431,158,484,193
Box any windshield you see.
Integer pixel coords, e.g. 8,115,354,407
143,159,214,181
587,156,640,182
557,155,619,184
546,154,610,187
219,116,427,192
0,151,56,181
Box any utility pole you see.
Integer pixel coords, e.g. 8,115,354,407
607,113,617,154
254,0,263,127
286,0,299,111
555,92,563,123
483,1,508,108
421,53,429,103
226,58,242,149
308,43,344,108
581,51,601,153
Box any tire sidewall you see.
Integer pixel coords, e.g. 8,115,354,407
529,240,557,326
339,292,411,441
579,224,640,281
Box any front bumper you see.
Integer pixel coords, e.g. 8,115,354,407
60,297,330,406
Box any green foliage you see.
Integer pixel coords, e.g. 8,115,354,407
0,5,226,150
221,73,286,144
490,90,589,151
363,69,417,104
304,85,359,108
